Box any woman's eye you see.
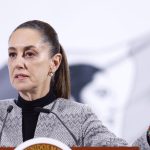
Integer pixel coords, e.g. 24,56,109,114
25,52,35,57
9,52,16,58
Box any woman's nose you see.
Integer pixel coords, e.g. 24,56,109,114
14,56,26,70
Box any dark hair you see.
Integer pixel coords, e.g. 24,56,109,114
11,20,70,99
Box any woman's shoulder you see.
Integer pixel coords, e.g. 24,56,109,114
0,98,15,104
57,97,87,107
53,98,94,116
133,131,150,150
0,98,16,119
0,98,16,110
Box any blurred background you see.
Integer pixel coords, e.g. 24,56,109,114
0,0,150,144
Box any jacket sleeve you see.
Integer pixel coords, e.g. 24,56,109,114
80,105,128,146
132,132,150,150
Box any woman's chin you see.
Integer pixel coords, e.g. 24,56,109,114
13,85,32,92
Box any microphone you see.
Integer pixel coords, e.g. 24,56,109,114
34,107,79,145
146,126,150,146
0,105,13,145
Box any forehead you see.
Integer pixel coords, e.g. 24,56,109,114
9,28,43,47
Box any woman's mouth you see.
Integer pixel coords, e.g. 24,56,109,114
14,73,29,80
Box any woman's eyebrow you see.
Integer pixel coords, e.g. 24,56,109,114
8,47,16,51
8,45,37,51
23,45,37,51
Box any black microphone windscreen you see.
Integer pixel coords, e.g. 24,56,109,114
7,105,13,113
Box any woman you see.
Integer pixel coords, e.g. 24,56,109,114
0,20,148,149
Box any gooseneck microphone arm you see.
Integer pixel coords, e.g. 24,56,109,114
34,107,79,146
0,105,13,145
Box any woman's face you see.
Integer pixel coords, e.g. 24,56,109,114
8,28,53,94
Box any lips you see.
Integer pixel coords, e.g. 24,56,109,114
14,73,29,79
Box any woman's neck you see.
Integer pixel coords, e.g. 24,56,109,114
16,88,56,109
19,87,50,101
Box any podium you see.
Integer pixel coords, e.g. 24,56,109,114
72,147,139,150
0,147,140,150
0,148,14,150
0,138,140,150
0,146,140,150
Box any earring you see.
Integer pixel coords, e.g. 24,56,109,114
50,72,54,77
48,71,54,77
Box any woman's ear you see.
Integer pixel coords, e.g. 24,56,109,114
50,53,62,73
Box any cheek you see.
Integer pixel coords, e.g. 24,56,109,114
30,63,49,78
8,69,13,85
7,63,13,78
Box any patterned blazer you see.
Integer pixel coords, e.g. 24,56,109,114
0,98,149,149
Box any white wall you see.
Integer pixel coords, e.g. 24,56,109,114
1,0,150,66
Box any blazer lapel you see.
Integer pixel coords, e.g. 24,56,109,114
34,102,57,138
